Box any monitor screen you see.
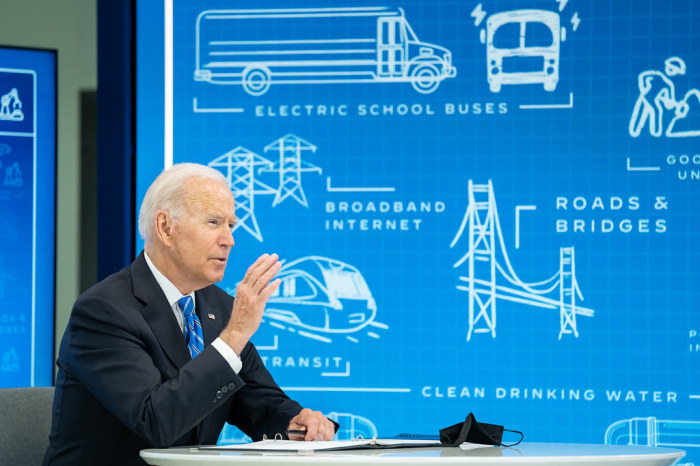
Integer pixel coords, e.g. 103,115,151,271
136,0,700,457
0,46,56,388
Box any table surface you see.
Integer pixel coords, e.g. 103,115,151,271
141,442,686,466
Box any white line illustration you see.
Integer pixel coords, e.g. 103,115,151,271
282,387,411,393
0,88,24,121
668,89,700,137
479,9,567,93
321,361,350,377
519,92,573,109
262,256,387,343
327,412,378,440
626,157,660,172
471,4,487,27
326,176,396,193
208,147,275,242
1,348,20,372
570,12,580,31
606,417,700,449
630,57,683,137
261,134,321,207
254,335,279,351
514,205,536,249
194,7,456,96
450,180,594,341
630,57,700,138
4,161,23,187
192,98,244,113
0,132,33,138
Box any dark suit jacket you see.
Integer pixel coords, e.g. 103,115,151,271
44,253,303,465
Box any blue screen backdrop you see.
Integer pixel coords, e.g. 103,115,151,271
0,46,56,388
137,0,700,460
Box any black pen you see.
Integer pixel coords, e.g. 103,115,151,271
286,429,307,437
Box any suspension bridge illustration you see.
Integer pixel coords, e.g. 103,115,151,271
450,180,594,341
208,134,321,241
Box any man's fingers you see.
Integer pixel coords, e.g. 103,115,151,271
246,254,276,287
287,409,336,442
252,261,282,294
240,253,270,285
241,253,280,292
303,416,321,442
322,421,336,441
260,278,281,302
317,418,334,442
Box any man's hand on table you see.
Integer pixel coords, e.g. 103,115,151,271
287,408,337,442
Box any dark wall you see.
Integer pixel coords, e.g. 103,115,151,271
96,0,134,278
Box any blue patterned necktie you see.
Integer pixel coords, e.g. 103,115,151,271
177,296,204,358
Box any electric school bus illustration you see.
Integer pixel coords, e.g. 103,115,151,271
263,256,378,335
479,9,565,92
194,7,456,96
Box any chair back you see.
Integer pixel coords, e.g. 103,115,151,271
0,387,55,466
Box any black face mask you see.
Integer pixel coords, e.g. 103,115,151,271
439,412,523,447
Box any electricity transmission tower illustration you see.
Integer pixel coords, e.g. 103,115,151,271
262,134,321,207
208,146,275,242
450,180,593,341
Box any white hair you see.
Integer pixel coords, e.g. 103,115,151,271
138,163,228,243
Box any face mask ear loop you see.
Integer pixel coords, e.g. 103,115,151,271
499,429,524,447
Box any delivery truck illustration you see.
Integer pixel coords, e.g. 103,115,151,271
194,7,456,96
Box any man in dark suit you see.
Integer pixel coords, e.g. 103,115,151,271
44,163,336,465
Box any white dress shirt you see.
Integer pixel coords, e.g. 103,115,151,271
144,251,242,374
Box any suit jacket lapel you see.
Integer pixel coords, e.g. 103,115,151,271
131,252,191,369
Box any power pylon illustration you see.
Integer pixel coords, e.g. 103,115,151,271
450,180,594,341
208,146,275,242
262,134,321,207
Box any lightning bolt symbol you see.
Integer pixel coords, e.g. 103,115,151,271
556,0,568,12
571,12,580,31
471,3,487,27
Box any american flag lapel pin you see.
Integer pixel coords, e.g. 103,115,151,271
208,313,215,320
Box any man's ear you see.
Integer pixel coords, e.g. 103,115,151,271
154,210,175,246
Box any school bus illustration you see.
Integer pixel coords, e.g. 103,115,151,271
479,9,566,93
194,7,456,96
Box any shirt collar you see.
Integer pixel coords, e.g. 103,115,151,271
144,251,195,308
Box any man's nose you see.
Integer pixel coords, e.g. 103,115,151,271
220,228,235,247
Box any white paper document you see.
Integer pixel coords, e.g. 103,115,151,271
206,438,443,452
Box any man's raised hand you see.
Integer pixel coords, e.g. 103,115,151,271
220,253,281,354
